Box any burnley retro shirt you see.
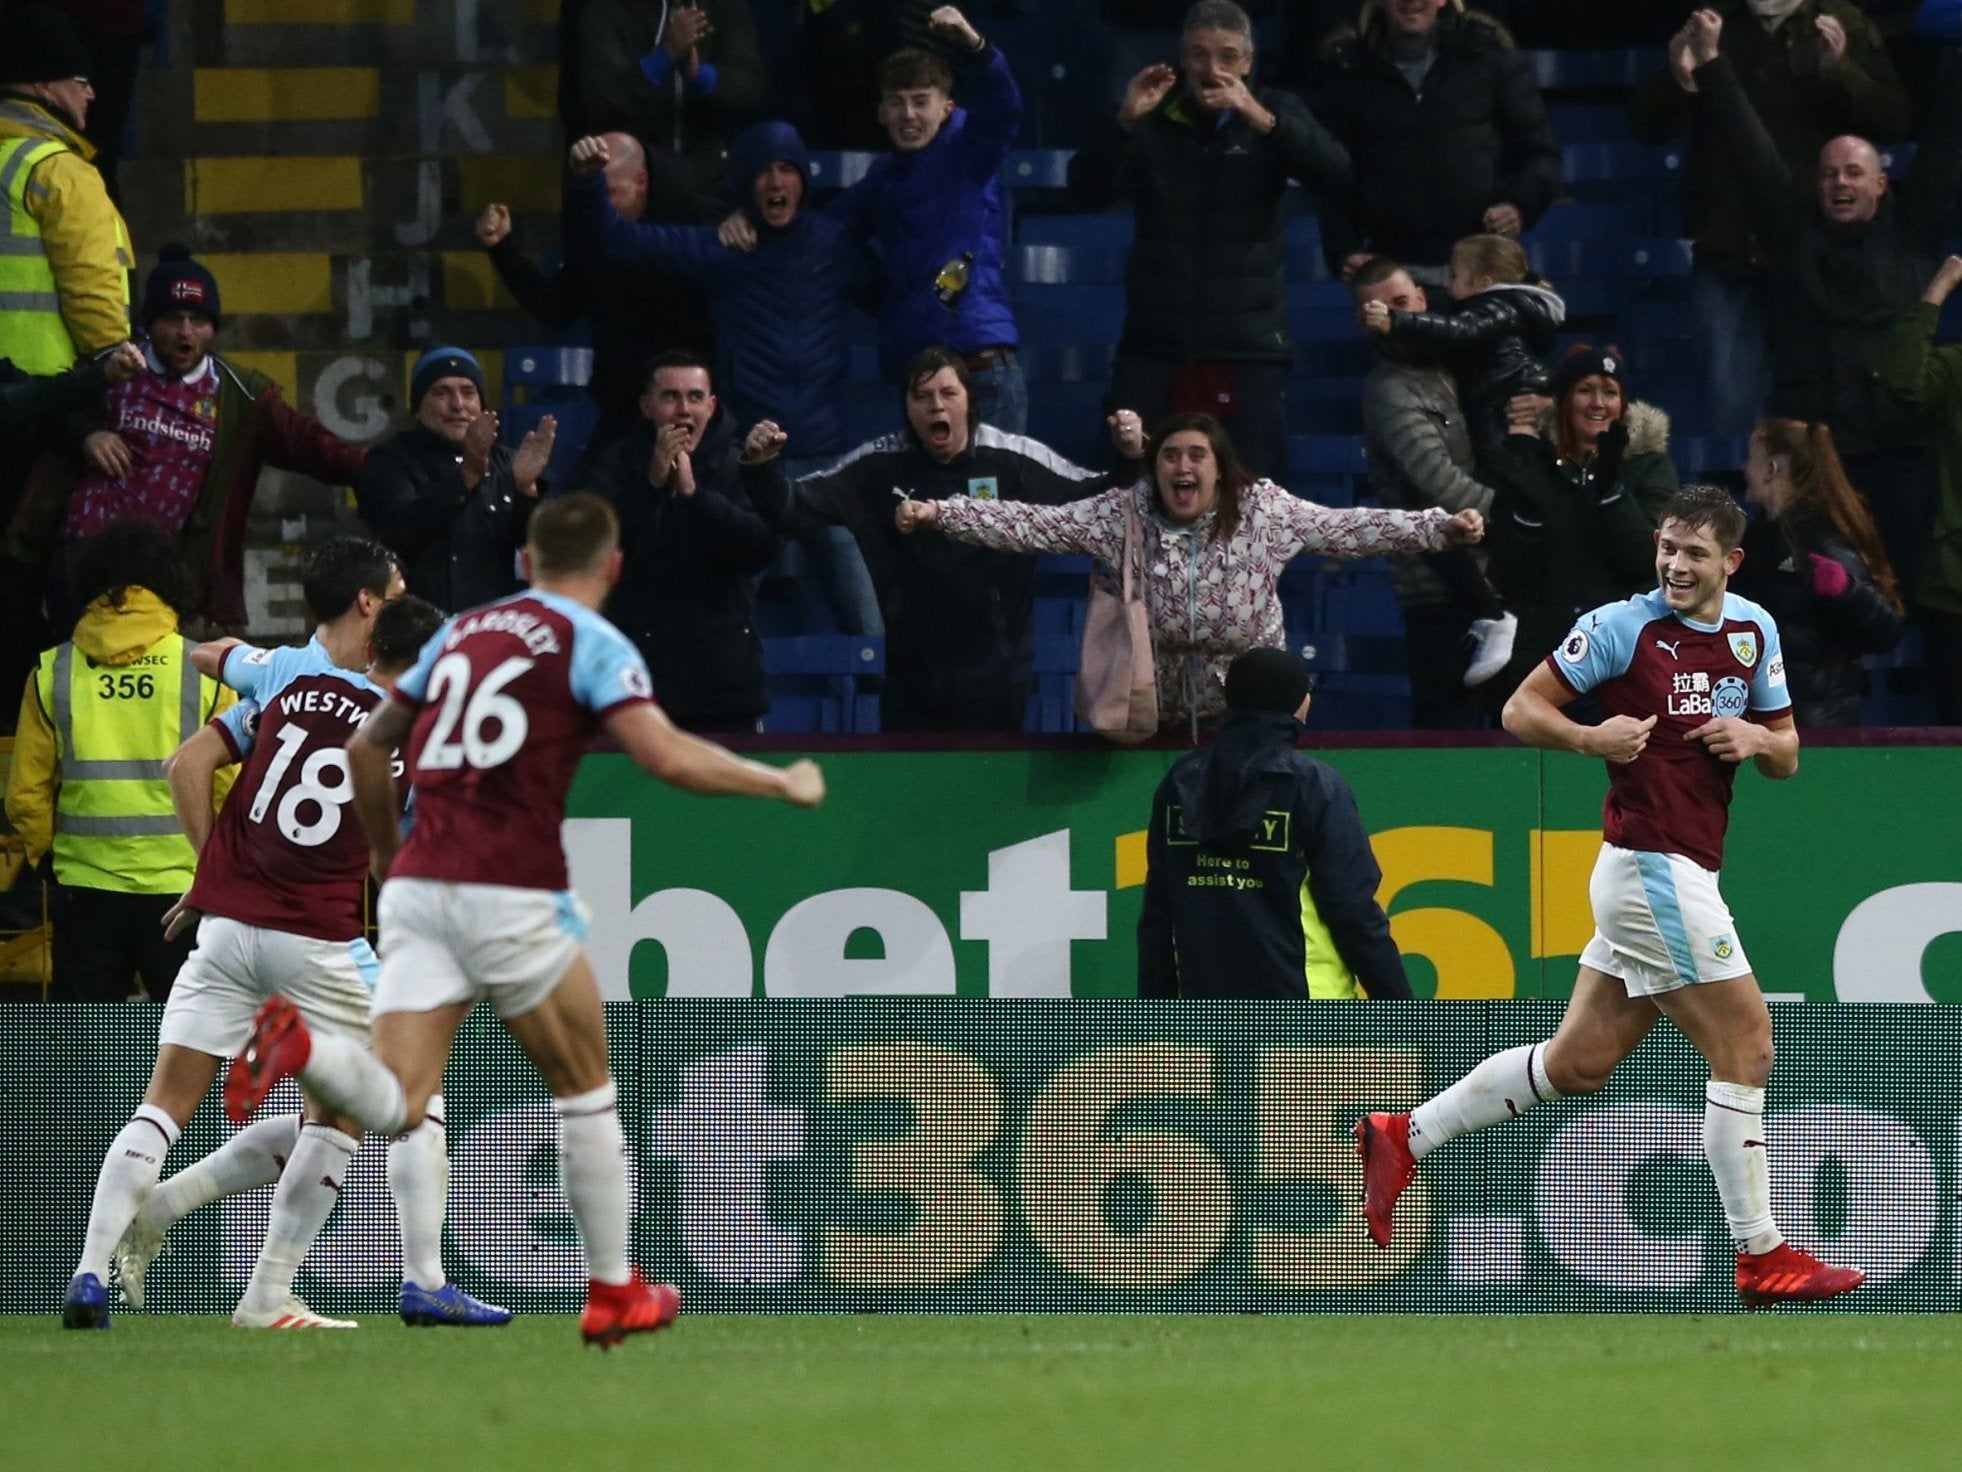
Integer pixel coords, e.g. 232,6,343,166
187,639,387,941
1546,588,1790,872
388,591,655,892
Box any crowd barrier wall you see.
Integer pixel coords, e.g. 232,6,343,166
560,744,1962,1004
8,1000,1952,1315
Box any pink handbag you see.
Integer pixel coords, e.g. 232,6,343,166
1073,493,1158,742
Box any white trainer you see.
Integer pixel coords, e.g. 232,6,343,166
232,1296,358,1330
1464,612,1518,687
113,1209,169,1310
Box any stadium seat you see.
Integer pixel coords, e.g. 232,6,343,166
762,636,884,734
1527,238,1694,280
1017,211,1133,251
504,346,593,392
1560,143,1683,187
805,151,878,189
1003,149,1074,191
1522,48,1663,92
1003,244,1125,287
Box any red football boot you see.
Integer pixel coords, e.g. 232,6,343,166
1355,1111,1416,1249
224,997,313,1124
581,1272,682,1349
1736,1242,1865,1308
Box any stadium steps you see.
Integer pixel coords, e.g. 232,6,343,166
113,0,563,636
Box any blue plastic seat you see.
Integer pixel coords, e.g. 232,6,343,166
762,635,884,734
504,346,593,391
1017,210,1134,251
1522,48,1664,92
1560,143,1683,186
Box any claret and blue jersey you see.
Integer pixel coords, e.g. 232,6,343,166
1547,587,1791,873
190,638,388,941
389,590,655,893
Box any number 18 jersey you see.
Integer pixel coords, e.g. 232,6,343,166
388,591,655,891
188,640,385,942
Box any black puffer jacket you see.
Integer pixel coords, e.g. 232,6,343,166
1693,50,1962,457
1137,709,1411,999
1485,402,1679,692
581,407,780,728
1310,6,1561,272
1382,279,1565,447
1729,502,1903,727
1068,88,1349,364
355,424,530,615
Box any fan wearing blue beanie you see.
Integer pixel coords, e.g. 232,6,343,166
355,347,557,612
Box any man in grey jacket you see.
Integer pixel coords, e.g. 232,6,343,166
1354,258,1502,730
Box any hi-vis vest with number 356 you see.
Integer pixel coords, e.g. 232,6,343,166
33,637,209,893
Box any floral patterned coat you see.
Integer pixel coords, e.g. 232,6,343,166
934,478,1454,728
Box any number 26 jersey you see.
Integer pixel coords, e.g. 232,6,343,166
388,591,656,892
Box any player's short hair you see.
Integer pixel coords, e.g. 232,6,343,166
527,492,620,577
880,48,952,97
640,348,714,396
70,521,194,618
369,594,444,675
1659,484,1747,551
1451,232,1530,285
1347,255,1410,301
301,535,399,622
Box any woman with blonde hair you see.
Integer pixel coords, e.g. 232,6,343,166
895,412,1483,734
1732,417,1903,727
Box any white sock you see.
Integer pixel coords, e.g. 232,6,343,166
237,1122,359,1316
146,1115,302,1229
1408,1043,1560,1162
297,1034,408,1135
1705,1081,1782,1255
555,1080,629,1286
388,1094,450,1289
77,1105,180,1281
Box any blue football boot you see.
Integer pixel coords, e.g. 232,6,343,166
400,1281,513,1327
62,1272,111,1330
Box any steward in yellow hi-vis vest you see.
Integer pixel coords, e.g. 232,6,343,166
1137,649,1412,999
0,6,136,375
6,525,234,1002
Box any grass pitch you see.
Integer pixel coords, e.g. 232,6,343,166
4,1314,1957,1472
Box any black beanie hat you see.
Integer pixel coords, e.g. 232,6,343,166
1224,647,1313,716
0,5,94,87
1550,346,1626,403
141,244,221,329
410,347,486,411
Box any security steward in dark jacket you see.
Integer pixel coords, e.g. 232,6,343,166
746,347,1136,732
1310,2,1560,276
355,348,544,615
582,352,779,733
1138,648,1411,999
1692,36,1962,595
1067,3,1350,481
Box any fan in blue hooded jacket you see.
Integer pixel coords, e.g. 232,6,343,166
723,8,1025,427
567,122,867,464
1138,648,1413,1000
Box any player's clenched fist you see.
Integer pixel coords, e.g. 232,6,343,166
1589,713,1656,764
780,759,826,808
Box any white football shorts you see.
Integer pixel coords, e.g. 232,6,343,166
159,915,377,1056
1579,842,1753,996
372,877,591,1020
